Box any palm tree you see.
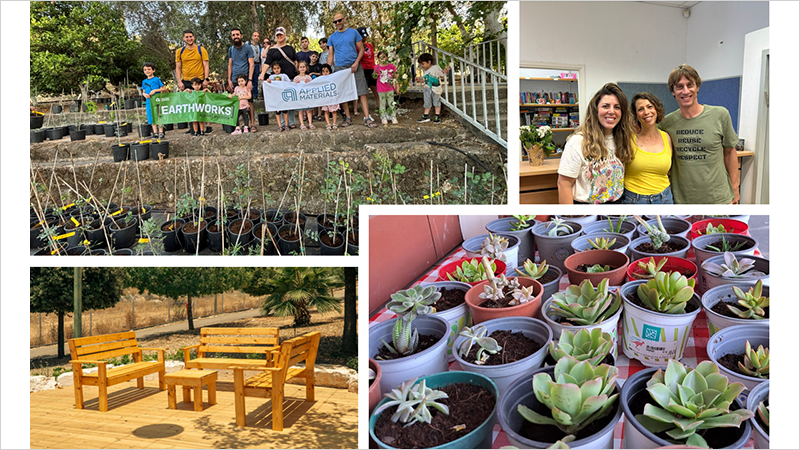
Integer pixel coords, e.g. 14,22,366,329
246,267,343,327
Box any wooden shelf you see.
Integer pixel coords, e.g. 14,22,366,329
520,103,579,107
520,77,577,81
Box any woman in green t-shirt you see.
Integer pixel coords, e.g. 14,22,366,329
623,92,674,204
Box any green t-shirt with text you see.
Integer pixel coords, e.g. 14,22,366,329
659,105,738,204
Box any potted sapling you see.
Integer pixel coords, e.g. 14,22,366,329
515,259,562,306
499,356,622,449
702,278,769,335
419,280,473,362
701,251,769,292
629,215,690,261
464,257,544,324
582,215,636,240
369,285,450,396
563,248,630,286
543,328,615,367
532,218,583,272
540,279,622,358
452,317,551,396
627,256,697,283
620,360,753,449
438,257,506,286
707,325,769,401
619,272,701,366
747,381,769,449
486,214,538,267
692,233,758,293
462,233,520,275
370,373,498,449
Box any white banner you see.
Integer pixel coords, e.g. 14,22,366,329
262,69,358,111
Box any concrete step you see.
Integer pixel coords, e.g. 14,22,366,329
406,84,507,104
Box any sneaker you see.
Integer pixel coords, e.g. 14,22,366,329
417,115,430,123
185,129,193,134
205,126,213,134
190,130,198,137
231,127,242,135
199,130,205,136
158,132,166,139
381,119,388,125
433,115,441,123
243,126,249,133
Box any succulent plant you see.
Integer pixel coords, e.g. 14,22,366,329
546,435,575,449
511,215,535,231
447,258,497,283
377,316,419,358
701,252,767,278
517,356,619,435
634,215,670,250
738,340,769,378
480,233,510,262
602,216,627,234
705,234,748,252
635,360,754,448
726,280,769,320
373,378,449,426
387,285,441,322
547,218,574,237
636,271,696,314
757,400,769,432
586,264,611,273
457,325,502,364
587,236,616,250
636,257,669,279
700,223,729,235
548,328,613,366
515,259,550,280
477,260,536,307
548,279,621,326
511,284,536,306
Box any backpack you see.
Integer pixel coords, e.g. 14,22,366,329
179,44,204,61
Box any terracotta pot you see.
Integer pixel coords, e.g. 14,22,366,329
464,277,543,324
564,249,629,286
368,358,382,415
627,256,697,282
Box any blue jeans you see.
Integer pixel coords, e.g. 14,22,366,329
622,186,674,204
251,63,260,99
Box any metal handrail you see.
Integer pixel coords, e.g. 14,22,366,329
410,41,507,147
464,38,507,76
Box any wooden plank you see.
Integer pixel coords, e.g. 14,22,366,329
520,173,558,192
199,336,279,345
75,339,139,357
521,190,559,204
79,346,141,362
519,158,560,176
199,345,274,354
201,327,278,336
70,331,136,347
185,358,268,371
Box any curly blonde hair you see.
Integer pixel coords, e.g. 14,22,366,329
570,83,635,165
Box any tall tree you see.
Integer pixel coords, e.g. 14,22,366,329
31,268,126,357
341,267,357,354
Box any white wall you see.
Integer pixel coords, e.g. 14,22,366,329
738,27,769,204
686,2,769,80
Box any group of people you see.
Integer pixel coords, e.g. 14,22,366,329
556,64,740,205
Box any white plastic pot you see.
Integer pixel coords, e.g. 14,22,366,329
452,316,551,397
701,254,769,293
692,233,759,294
540,295,622,358
420,281,473,362
462,233,520,269
702,284,770,336
747,380,769,449
368,315,450,396
556,215,599,227
619,280,701,367
706,323,770,404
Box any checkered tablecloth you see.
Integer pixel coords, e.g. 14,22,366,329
369,244,760,449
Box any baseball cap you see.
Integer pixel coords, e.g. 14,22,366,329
356,27,368,38
275,27,286,36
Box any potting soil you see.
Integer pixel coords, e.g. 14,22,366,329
710,301,769,319
431,288,466,312
464,330,540,365
479,289,519,309
635,241,685,254
374,383,494,448
373,334,439,360
537,272,558,284
716,352,770,379
320,233,342,247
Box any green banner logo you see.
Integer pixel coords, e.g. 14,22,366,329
150,92,239,126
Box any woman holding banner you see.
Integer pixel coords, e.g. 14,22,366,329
260,27,298,128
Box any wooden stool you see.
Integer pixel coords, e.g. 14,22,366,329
166,369,217,412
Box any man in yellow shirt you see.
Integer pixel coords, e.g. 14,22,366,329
175,30,211,133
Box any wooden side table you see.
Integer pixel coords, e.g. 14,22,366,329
166,369,217,412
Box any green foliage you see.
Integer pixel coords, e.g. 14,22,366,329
231,163,252,210
636,272,696,314
548,279,620,326
588,237,616,250
726,280,769,320
635,257,669,280
701,252,766,279
738,340,769,378
602,216,627,233
386,285,440,322
30,268,127,315
634,215,670,250
757,400,769,432
457,325,502,364
705,234,748,252
346,356,358,372
586,264,611,273
446,258,496,283
548,328,614,367
515,259,549,280
546,218,574,237
510,215,534,231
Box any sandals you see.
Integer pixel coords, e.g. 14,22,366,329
364,117,377,128
288,124,297,130
278,125,286,132
300,125,308,130
308,124,316,130
326,124,333,131
341,116,353,127
250,125,257,133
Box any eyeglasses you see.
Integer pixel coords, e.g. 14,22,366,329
333,18,343,24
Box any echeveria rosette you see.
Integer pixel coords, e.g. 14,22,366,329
548,328,614,367
636,360,754,448
701,252,766,278
636,271,696,314
548,279,621,326
386,284,441,322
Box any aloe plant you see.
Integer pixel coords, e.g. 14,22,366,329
457,325,502,364
373,378,449,426
636,271,696,314
546,218,574,237
635,360,754,448
446,259,497,283
602,216,627,234
633,215,670,250
738,340,769,378
548,279,621,326
726,280,768,320
548,328,613,366
517,356,619,435
480,233,509,262
515,259,549,280
587,236,616,250
705,234,747,252
701,252,766,278
386,285,441,322
377,317,419,358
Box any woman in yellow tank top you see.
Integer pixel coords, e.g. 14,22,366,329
623,93,674,204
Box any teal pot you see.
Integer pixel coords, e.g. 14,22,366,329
370,371,498,449
130,142,150,161
706,323,770,404
701,284,769,336
252,222,279,255
621,367,752,449
368,315,450,396
160,218,185,253
532,221,583,272
453,316,551,397
700,254,769,293
582,219,636,240
319,231,346,255
629,235,690,262
109,217,137,250
227,218,254,246
540,295,623,359
462,233,520,272
485,216,538,267
619,280,701,367
556,215,599,227
636,217,691,240
419,281,472,362
277,223,303,255
746,380,769,449
498,364,622,449
692,233,758,294
570,232,630,254
151,140,169,159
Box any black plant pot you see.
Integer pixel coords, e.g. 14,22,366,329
85,217,113,247
257,113,270,126
238,208,262,230
125,99,136,109
283,211,307,231
31,129,46,143
111,143,131,162
66,246,90,255
110,218,137,249
317,213,347,234
177,122,189,129
222,124,236,133
252,222,279,255
163,123,174,131
181,220,208,253
30,216,57,248
207,221,225,253
52,105,63,114
138,124,152,137
33,243,68,255
94,124,106,135
124,122,133,133
56,126,70,138
31,114,44,129
277,223,302,255
45,128,62,141
112,248,134,255
227,218,254,247
160,218,186,253
91,248,107,255
104,123,118,137
319,231,346,255
263,208,287,224
131,205,153,234
69,129,87,141
151,140,170,160
346,231,359,255
64,220,88,248
83,124,96,135
193,206,218,224
69,104,79,112
131,142,150,161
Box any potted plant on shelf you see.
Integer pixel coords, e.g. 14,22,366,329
582,215,636,240
514,259,562,306
620,360,753,449
563,249,630,286
520,124,556,166
462,233,520,274
438,257,506,286
498,356,622,449
532,218,583,272
627,256,697,283
452,318,551,396
746,380,769,449
700,252,769,292
464,258,543,324
419,280,473,362
540,279,622,358
629,215,690,261
701,279,769,335
707,325,769,403
370,373,498,449
570,234,630,254
485,215,538,267
369,285,450,396
692,233,758,293
619,272,701,366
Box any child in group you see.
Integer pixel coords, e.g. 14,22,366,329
141,62,167,138
307,52,324,121
266,61,290,132
228,74,251,134
318,64,339,131
415,53,450,123
374,51,398,125
293,61,315,130
183,77,210,136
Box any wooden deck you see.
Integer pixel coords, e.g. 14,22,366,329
30,379,357,449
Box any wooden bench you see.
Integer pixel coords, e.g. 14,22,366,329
232,331,320,430
183,327,280,371
68,331,166,412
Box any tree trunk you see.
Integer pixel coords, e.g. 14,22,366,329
294,300,310,327
57,311,65,358
187,294,195,330
341,267,357,354
250,1,259,36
